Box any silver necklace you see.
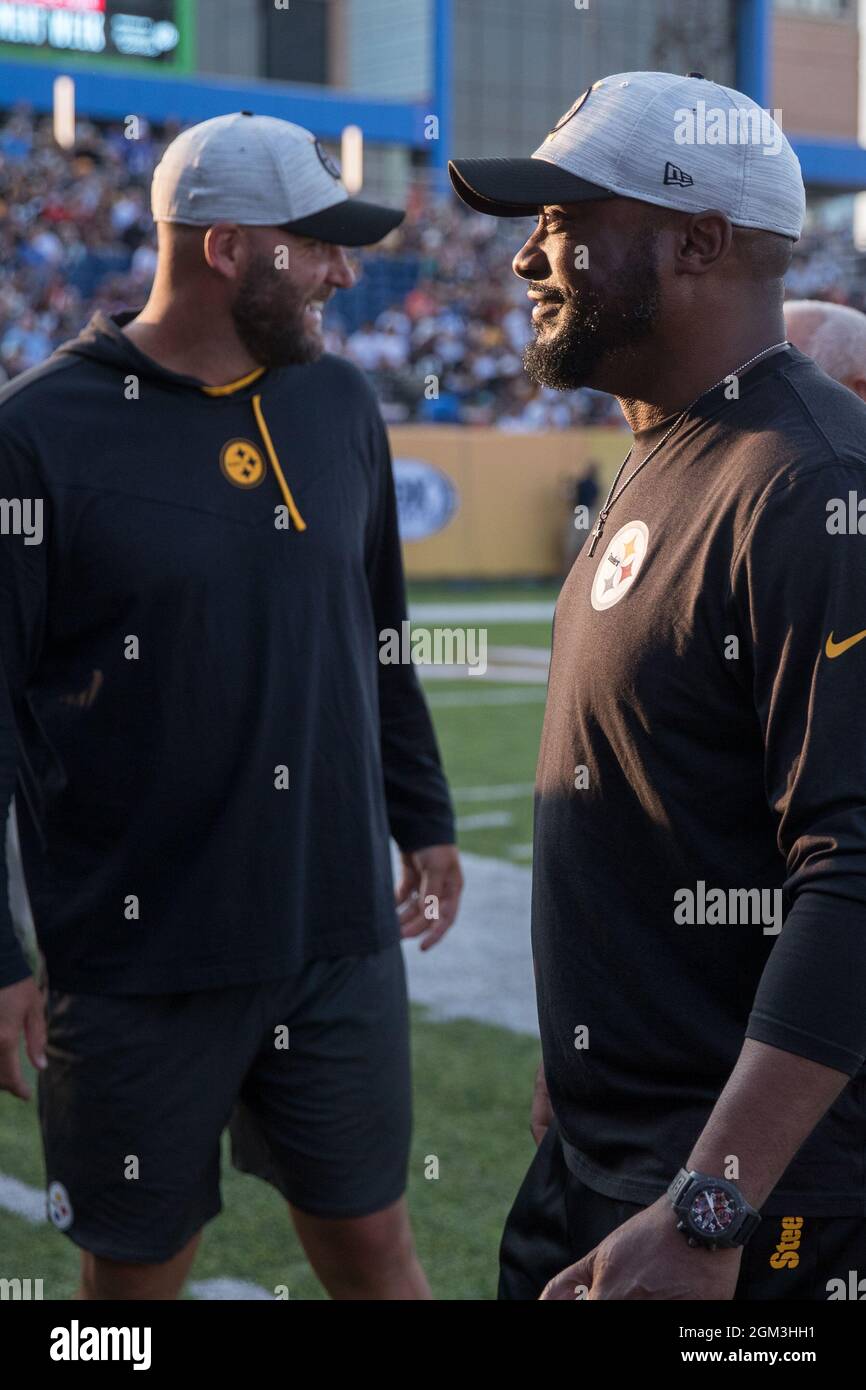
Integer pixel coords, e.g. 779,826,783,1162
586,340,790,557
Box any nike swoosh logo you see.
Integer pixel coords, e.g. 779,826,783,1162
825,629,866,659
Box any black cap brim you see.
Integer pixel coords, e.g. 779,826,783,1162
281,197,404,247
448,157,613,216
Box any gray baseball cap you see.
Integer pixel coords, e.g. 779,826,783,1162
152,111,405,246
449,71,805,240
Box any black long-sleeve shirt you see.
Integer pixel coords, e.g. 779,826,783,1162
534,346,866,1216
0,312,454,993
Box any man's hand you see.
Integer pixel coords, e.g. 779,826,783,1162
540,1195,743,1300
531,1061,553,1146
395,843,463,950
0,976,47,1101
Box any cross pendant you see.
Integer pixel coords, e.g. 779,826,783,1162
587,514,605,558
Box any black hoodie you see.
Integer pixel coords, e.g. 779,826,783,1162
0,312,454,993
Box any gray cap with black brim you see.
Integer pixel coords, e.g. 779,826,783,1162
448,71,805,240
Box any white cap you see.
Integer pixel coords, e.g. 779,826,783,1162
151,111,404,246
449,71,805,240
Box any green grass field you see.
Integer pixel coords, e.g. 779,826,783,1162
0,583,554,1299
408,581,559,608
411,581,552,863
426,679,543,859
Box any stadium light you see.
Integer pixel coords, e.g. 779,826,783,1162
53,76,76,151
341,125,364,195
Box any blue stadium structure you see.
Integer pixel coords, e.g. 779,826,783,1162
0,0,863,192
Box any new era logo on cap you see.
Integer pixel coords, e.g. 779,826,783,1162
448,70,805,242
664,162,694,187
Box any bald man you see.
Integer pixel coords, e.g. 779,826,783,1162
785,298,866,401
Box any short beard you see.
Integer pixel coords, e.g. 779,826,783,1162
231,250,323,368
523,237,662,392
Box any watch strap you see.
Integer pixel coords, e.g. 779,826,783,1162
734,1208,762,1245
667,1167,693,1204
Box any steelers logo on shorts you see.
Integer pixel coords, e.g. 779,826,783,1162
47,1180,73,1231
591,520,650,611
220,439,266,489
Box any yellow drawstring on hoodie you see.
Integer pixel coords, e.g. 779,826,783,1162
251,393,307,532
202,372,307,532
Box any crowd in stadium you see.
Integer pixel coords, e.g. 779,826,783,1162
2,104,865,427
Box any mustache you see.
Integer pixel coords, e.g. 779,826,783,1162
528,284,566,302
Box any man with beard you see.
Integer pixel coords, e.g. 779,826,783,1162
0,113,462,1299
450,72,866,1300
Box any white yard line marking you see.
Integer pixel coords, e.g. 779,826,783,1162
452,783,535,802
0,1172,46,1224
455,810,514,831
419,663,546,684
410,603,555,622
188,1279,273,1300
426,688,547,708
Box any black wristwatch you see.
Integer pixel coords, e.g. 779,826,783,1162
667,1168,761,1250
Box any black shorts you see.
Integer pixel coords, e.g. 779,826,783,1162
499,1121,866,1301
38,943,411,1263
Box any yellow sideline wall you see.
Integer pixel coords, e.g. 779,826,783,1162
389,426,628,579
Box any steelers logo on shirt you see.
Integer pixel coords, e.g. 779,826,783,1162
590,520,650,611
47,1179,74,1231
220,439,266,489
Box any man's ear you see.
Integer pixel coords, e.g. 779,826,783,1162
673,209,733,277
203,223,246,280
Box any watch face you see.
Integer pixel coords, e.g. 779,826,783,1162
688,1185,738,1237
